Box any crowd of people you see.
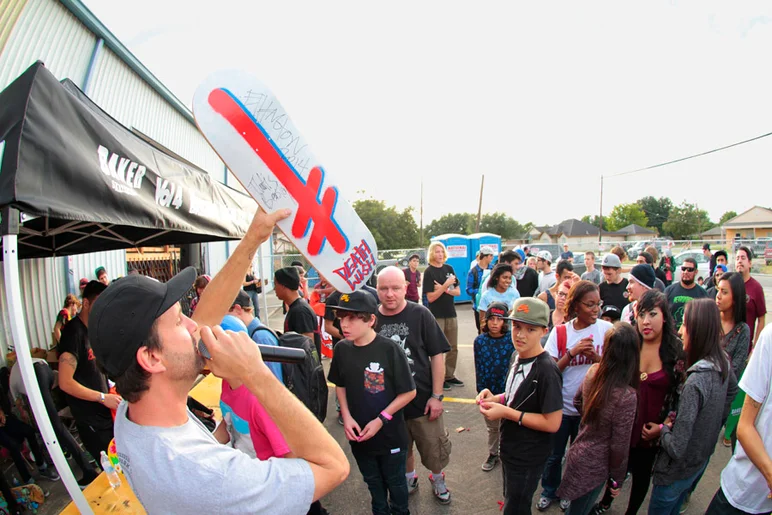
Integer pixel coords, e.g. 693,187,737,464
8,206,772,515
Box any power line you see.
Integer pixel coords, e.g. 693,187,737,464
607,129,772,178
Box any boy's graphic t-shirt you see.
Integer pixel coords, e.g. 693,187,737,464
328,334,415,455
220,381,291,461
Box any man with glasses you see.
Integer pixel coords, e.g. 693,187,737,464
664,256,707,330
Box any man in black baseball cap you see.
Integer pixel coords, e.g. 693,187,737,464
87,209,349,513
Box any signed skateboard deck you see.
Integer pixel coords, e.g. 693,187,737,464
193,70,378,293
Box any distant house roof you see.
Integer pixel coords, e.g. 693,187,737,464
723,206,772,228
615,224,657,235
701,226,723,236
546,218,621,237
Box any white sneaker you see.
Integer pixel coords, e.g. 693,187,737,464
407,476,418,495
429,473,451,504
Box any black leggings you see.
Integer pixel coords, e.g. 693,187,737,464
33,362,96,476
598,446,658,515
0,415,45,483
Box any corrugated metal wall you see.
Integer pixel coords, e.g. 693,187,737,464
0,0,253,357
0,0,94,91
0,257,67,353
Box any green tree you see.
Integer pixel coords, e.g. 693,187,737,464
718,211,738,225
606,203,649,232
424,213,476,242
637,196,673,236
353,199,419,249
479,212,528,240
662,202,714,239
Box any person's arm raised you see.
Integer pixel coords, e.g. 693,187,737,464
201,326,349,502
192,209,290,329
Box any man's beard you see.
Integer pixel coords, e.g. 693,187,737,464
166,335,206,382
682,276,695,286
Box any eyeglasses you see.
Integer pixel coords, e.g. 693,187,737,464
580,300,604,310
681,266,696,272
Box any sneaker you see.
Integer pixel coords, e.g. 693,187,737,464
679,493,691,514
443,382,452,391
560,499,571,511
445,377,464,387
537,496,553,511
591,502,610,514
407,476,418,495
429,472,451,504
481,454,499,472
38,466,59,481
77,471,98,488
337,413,343,425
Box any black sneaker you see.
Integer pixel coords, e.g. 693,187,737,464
481,454,499,472
337,412,344,425
443,381,452,391
446,377,464,387
38,466,59,481
78,471,98,489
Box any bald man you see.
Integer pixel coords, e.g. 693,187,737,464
375,267,453,504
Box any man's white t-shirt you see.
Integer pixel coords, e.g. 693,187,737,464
114,401,315,514
721,325,772,514
544,319,612,416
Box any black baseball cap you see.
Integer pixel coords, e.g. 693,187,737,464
89,266,197,377
335,290,377,315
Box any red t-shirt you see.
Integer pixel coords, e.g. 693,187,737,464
403,268,420,302
745,276,767,343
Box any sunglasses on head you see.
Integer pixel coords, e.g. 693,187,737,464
681,266,696,272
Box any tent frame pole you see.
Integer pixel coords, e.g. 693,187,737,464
2,233,93,514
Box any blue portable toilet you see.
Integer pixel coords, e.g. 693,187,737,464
469,233,503,265
431,234,472,303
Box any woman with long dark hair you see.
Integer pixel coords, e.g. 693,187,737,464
593,290,686,515
538,281,613,511
557,324,639,515
716,271,750,449
648,299,737,514
478,264,519,328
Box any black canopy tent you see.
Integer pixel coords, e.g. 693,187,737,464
0,61,258,511
0,61,256,259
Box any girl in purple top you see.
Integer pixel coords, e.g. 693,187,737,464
593,290,686,515
557,323,639,515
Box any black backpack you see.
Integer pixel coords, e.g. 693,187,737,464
251,326,328,423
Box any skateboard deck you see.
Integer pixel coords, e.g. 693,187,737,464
193,70,378,293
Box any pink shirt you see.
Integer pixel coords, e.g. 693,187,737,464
220,381,291,460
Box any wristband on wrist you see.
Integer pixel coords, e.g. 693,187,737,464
99,392,105,403
499,394,506,404
379,411,392,422
567,348,573,359
659,423,664,432
518,411,525,426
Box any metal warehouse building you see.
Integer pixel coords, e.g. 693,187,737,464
0,0,270,356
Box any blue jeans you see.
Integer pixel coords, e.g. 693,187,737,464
248,291,260,319
648,462,708,515
567,483,605,515
541,414,581,499
353,449,410,515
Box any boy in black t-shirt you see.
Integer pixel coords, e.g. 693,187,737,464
476,298,563,515
328,291,417,515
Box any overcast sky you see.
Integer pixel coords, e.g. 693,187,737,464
83,0,772,227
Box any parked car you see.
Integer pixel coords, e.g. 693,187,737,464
672,251,711,284
764,240,772,265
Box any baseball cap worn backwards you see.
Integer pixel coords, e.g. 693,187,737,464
89,266,197,377
505,298,550,327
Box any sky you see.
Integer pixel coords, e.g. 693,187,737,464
83,0,772,227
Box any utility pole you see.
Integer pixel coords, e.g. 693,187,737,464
598,175,604,250
419,180,424,244
476,174,485,232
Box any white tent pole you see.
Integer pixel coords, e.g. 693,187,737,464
2,235,93,514
258,241,268,323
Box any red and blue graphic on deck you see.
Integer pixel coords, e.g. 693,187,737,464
208,88,349,256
